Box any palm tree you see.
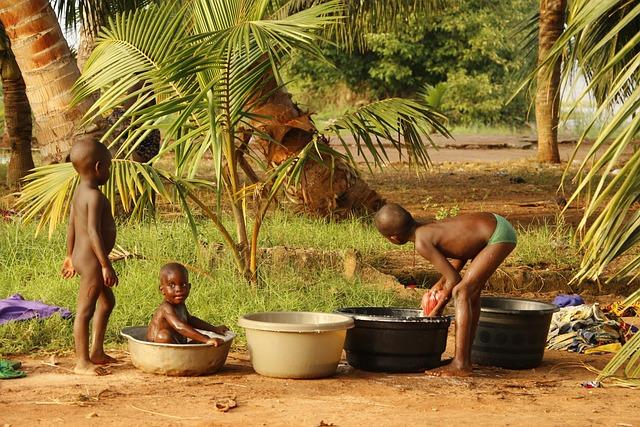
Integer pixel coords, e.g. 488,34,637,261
535,0,565,163
0,25,34,188
0,0,95,163
18,0,448,283
535,0,640,385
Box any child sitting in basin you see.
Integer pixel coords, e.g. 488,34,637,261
147,263,228,346
373,203,516,377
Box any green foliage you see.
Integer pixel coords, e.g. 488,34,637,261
0,217,409,354
286,0,536,125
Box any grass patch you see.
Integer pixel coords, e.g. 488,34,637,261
0,217,409,356
509,218,580,269
0,210,582,355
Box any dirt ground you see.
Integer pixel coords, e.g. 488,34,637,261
1,332,637,427
2,138,638,426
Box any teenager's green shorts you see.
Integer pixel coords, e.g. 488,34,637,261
488,214,517,245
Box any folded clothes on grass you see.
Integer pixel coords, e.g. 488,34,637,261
0,294,71,325
0,359,26,379
546,304,629,353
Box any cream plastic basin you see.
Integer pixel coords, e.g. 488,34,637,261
238,312,354,379
121,326,235,376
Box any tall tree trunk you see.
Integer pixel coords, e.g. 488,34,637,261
0,0,93,163
2,54,34,188
535,0,565,164
249,84,384,217
76,25,95,72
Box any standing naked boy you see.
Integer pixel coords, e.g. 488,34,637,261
61,137,118,376
147,263,228,345
374,203,516,377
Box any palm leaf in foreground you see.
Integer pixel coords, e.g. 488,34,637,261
530,0,640,386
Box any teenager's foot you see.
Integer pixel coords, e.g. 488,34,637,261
425,362,472,377
74,361,111,376
90,352,118,365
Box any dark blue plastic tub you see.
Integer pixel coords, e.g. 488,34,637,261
471,297,558,369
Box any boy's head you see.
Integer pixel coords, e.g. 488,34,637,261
69,136,112,185
374,203,415,244
159,263,190,305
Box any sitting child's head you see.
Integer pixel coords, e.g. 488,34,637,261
69,136,112,185
374,203,415,244
159,263,190,305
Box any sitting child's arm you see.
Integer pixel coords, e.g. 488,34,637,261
162,307,223,346
188,315,229,336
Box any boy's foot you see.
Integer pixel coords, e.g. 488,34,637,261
90,352,118,365
425,363,472,377
74,361,111,376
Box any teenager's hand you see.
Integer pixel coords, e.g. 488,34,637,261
102,265,118,287
61,257,76,279
206,337,224,347
214,325,229,335
422,283,452,317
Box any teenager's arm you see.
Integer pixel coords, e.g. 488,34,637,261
416,241,461,290
86,193,117,286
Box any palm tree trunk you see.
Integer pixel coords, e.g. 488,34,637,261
2,55,34,188
0,0,92,163
250,84,384,217
535,0,565,164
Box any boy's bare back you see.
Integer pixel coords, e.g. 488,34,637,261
414,212,497,260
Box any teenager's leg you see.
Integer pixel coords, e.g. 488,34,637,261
74,265,110,375
427,242,515,377
90,286,117,364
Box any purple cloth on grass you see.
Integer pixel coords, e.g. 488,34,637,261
552,294,585,308
0,294,71,325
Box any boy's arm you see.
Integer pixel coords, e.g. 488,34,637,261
164,309,222,345
86,193,117,287
416,241,462,291
61,206,76,278
188,315,229,335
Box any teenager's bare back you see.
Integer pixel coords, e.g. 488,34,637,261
415,212,497,260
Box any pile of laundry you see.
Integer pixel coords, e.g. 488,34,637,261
0,294,71,325
546,295,638,354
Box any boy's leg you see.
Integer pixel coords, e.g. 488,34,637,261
74,265,110,375
427,242,515,377
90,286,117,364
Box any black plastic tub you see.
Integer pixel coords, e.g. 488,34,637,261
471,297,558,369
336,307,451,372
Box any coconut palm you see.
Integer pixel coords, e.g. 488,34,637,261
534,0,640,385
18,0,448,282
0,25,34,188
0,0,95,162
535,0,565,163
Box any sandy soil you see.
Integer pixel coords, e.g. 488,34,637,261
2,139,638,426
1,331,637,427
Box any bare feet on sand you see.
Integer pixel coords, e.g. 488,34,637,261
90,352,118,365
425,360,472,377
74,361,111,376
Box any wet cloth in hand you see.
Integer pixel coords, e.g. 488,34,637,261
0,359,26,379
546,304,623,353
0,294,71,325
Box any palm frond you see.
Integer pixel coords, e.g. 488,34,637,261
320,97,450,169
16,163,78,237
